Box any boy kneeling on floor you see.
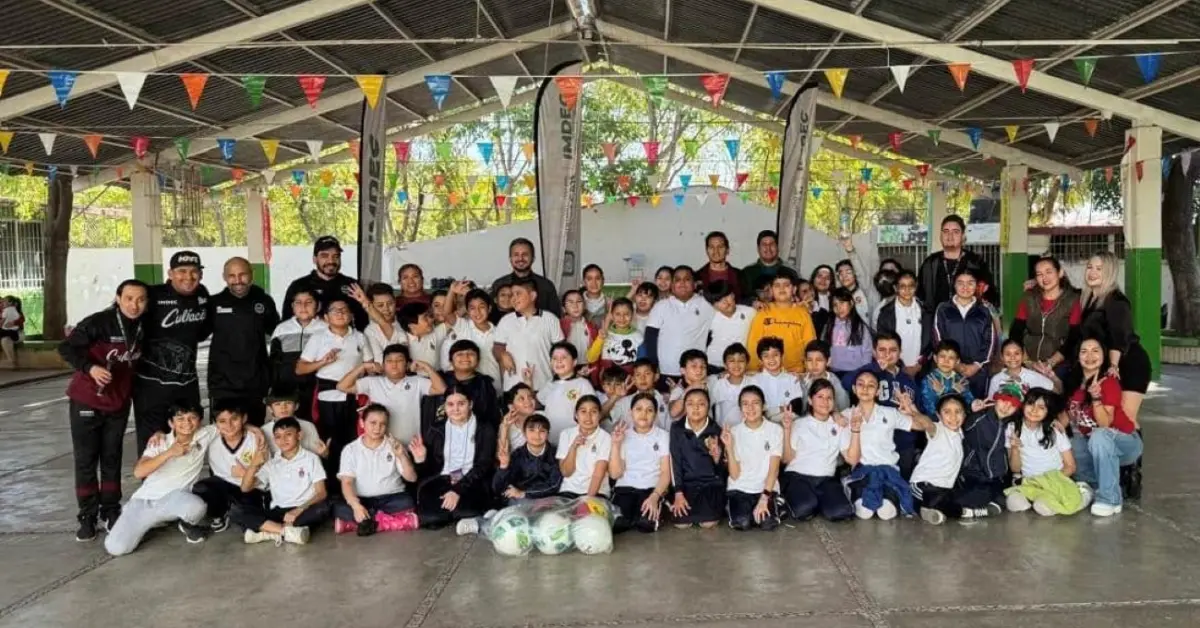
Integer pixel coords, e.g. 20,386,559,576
333,404,420,536
235,418,331,545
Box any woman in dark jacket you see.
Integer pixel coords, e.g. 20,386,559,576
1009,256,1081,380
933,269,997,399
1078,251,1152,425
409,385,497,529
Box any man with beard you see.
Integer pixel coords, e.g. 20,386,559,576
281,236,368,330
133,251,212,454
208,257,279,426
740,230,797,301
490,238,561,317
916,215,996,315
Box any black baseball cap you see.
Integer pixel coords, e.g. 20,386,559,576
169,251,203,270
314,236,342,255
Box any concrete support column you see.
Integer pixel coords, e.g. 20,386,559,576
928,186,948,254
130,170,163,285
245,187,271,293
1121,123,1163,379
1001,164,1030,322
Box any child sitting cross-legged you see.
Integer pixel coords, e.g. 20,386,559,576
609,392,671,533
408,386,498,530
1005,388,1093,516
919,340,984,417
332,404,419,536
723,386,784,531
237,418,331,546
191,401,271,535
780,379,854,522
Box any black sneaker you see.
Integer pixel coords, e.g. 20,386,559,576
178,521,208,544
209,514,230,533
76,518,98,542
356,518,378,537
100,510,121,533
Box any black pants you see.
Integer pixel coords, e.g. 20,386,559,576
333,492,415,521
314,390,356,493
133,380,201,455
192,476,268,523
727,490,780,531
415,476,489,530
209,390,267,426
912,482,964,518
612,487,662,533
915,478,1004,516
69,401,129,521
780,472,854,521
232,499,331,532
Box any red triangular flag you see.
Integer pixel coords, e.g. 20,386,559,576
434,174,445,187
602,142,618,165
343,187,354,201
231,167,245,183
496,194,507,208
1012,59,1035,93
767,186,778,203
643,141,660,168
554,75,583,110
131,135,150,159
1104,166,1114,183
888,132,902,153
1083,118,1099,137
83,134,102,159
735,172,749,190
850,135,862,149
1125,136,1136,153
947,63,971,91
628,195,639,207
617,174,631,191
699,73,730,108
1135,161,1144,181
902,178,914,190
858,182,869,196
393,141,410,164
917,163,930,178
180,73,209,110
298,75,326,109
718,192,729,205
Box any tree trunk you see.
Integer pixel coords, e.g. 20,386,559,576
296,198,317,241
1162,160,1200,334
212,199,228,246
42,174,73,340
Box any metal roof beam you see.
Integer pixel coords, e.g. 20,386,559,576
596,20,1081,176
370,3,482,105
470,1,536,81
730,5,758,64
777,0,876,116
739,0,1200,142
3,0,372,121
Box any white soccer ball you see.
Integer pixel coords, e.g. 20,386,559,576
532,512,573,555
571,515,613,555
488,511,532,557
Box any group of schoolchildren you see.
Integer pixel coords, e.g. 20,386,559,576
97,230,1120,556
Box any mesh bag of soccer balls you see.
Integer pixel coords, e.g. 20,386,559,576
481,496,616,557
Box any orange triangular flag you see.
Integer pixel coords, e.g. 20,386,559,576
521,142,534,160
83,134,103,158
850,135,862,149
554,75,583,110
1083,118,1099,137
180,73,209,110
356,75,384,109
523,173,535,189
947,63,971,91
824,68,849,99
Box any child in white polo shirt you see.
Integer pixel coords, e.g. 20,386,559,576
357,283,405,360
609,392,671,533
646,266,714,379
708,343,752,428
557,395,612,498
337,343,446,444
724,386,783,531
494,276,564,391
238,418,331,545
191,401,271,534
667,349,709,419
604,360,670,431
749,338,803,422
398,302,448,371
800,340,851,410
910,394,967,525
105,403,219,556
263,391,327,457
780,379,854,521
706,280,755,372
631,282,658,333
535,341,596,444
333,404,419,536
440,283,502,393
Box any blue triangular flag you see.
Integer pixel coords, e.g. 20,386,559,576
47,165,58,182
680,173,692,188
673,192,685,207
495,175,509,191
217,138,236,163
397,190,408,204
48,70,79,108
424,74,451,109
811,187,823,199
291,170,305,185
1162,155,1174,179
1135,53,1161,83
860,167,873,182
478,142,494,164
966,126,983,150
725,139,740,161
765,71,786,101
1059,174,1071,193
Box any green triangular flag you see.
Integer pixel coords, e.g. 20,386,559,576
738,191,749,202
200,164,212,183
683,139,700,161
319,186,330,199
927,130,941,146
770,171,781,185
436,141,451,160
882,180,894,192
241,75,267,109
174,137,191,161
606,194,618,204
388,170,399,190
948,165,963,176
470,192,481,205
1074,57,1097,86
642,75,667,105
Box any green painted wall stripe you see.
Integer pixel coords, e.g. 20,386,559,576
1000,252,1027,324
1124,247,1162,381
251,263,271,295
133,263,162,286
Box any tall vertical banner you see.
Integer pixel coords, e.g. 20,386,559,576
776,83,820,268
534,61,585,292
357,75,388,285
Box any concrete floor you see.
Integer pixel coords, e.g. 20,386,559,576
3,360,1200,628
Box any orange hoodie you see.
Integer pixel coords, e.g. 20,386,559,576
746,303,816,372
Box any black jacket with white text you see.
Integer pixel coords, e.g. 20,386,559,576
136,283,212,387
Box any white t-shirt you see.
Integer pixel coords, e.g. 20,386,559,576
614,426,670,490
406,326,449,372
1,306,20,331
263,418,321,456
785,416,850,478
1006,422,1071,478
609,390,670,432
442,417,477,477
708,305,755,367
845,405,912,467
538,377,596,444
749,371,802,421
355,375,431,443
263,448,326,508
891,300,924,367
634,312,650,334
206,431,266,490
338,436,407,497
441,317,502,391
300,328,372,401
909,424,964,488
727,420,783,494
363,321,406,361
988,368,1055,399
708,374,752,428
494,310,564,391
131,425,219,501
598,328,643,365
648,296,714,376
556,426,612,496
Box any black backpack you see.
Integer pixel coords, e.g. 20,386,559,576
961,409,1008,483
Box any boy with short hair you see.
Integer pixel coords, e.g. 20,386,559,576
337,343,445,444
191,401,270,533
748,338,802,421
746,269,816,373
492,413,563,504
438,339,501,427
708,343,753,427
440,283,502,393
397,302,448,371
919,339,980,417
238,418,331,545
706,281,755,372
263,391,326,457
799,341,850,410
358,283,406,360
334,404,419,536
667,349,711,419
629,281,659,334
645,266,714,380
603,361,670,431
494,277,564,391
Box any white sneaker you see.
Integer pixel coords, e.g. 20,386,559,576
1006,493,1032,512
1091,502,1123,517
456,518,480,536
282,526,310,545
876,500,898,521
1032,500,1057,517
986,502,1004,517
244,529,281,545
1077,483,1095,508
854,499,874,520
920,507,946,525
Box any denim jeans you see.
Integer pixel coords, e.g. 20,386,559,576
1072,429,1143,506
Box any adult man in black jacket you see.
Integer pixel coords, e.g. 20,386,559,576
916,215,996,315
490,237,562,317
208,257,279,425
281,236,368,330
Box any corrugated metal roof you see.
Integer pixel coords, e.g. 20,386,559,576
481,0,571,38
736,5,836,72
78,0,247,41
863,0,992,41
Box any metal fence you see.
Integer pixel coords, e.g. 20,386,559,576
0,217,44,292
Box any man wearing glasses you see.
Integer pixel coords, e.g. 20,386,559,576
916,216,996,315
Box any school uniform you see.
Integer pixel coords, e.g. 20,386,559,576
609,390,670,432
842,362,920,478
669,419,726,524
363,321,406,362
494,310,564,391
263,417,322,456
726,421,783,530
798,373,851,411
300,327,371,481
104,426,219,556
333,436,414,521
556,426,613,498
192,431,269,527
646,296,714,377
780,416,854,521
536,376,596,444
708,374,752,428
707,305,755,368
842,405,916,514
909,424,965,517
234,448,331,532
1004,423,1087,515
269,318,327,421
492,444,563,503
612,427,670,533
440,318,502,393
355,375,430,444
406,327,449,372
413,416,497,529
748,371,803,421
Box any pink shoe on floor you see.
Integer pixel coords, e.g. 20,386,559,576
374,510,419,532
333,518,357,535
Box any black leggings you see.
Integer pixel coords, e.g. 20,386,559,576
780,472,853,521
415,476,490,530
727,490,780,531
612,487,662,533
69,401,129,520
233,499,331,532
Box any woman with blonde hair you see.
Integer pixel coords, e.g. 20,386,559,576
1078,251,1152,425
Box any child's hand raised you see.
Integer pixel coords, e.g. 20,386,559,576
952,378,968,394
930,376,945,395
408,435,427,462
521,365,534,385
612,421,627,443
497,442,510,469
780,406,795,430
971,399,991,412
719,426,733,449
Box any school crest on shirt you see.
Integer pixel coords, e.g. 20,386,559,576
387,453,394,462
404,382,412,390
653,443,660,451
567,389,580,402
764,441,770,451
298,468,306,478
239,451,254,465
254,302,265,315
694,308,700,316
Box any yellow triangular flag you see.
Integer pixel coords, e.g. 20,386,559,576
650,194,661,207
260,139,279,165
824,68,849,99
320,169,333,186
516,195,530,209
768,135,782,150
1005,125,1019,143
355,75,384,109
0,70,9,98
521,142,534,161
888,165,901,180
0,130,12,154
708,173,719,187
523,173,535,189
